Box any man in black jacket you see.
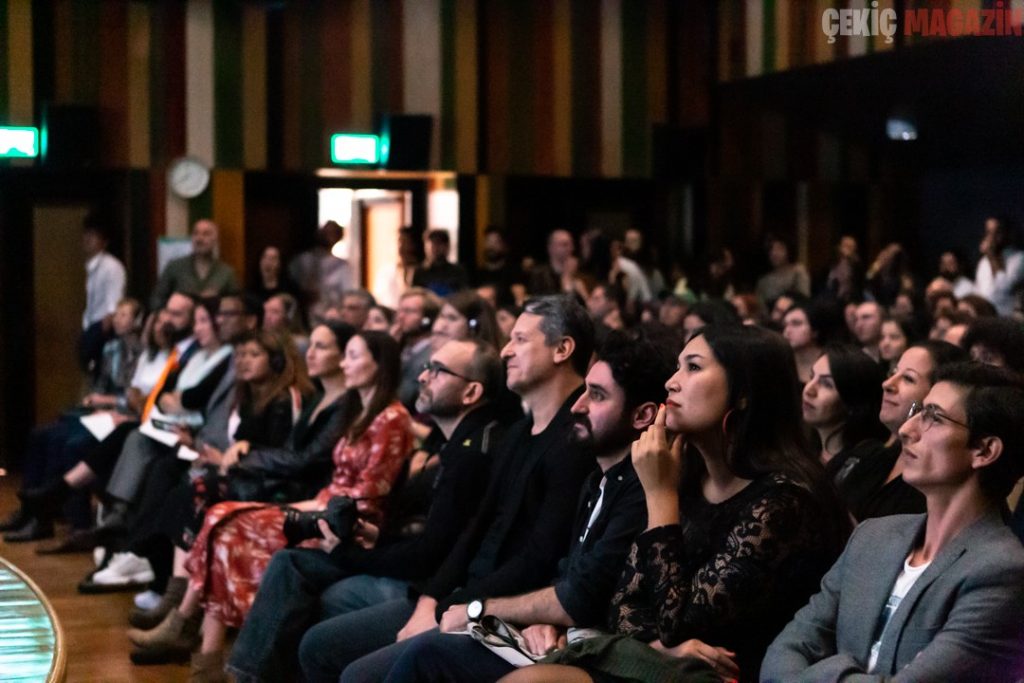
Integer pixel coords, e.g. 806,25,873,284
372,327,678,682
228,337,504,682
297,294,596,682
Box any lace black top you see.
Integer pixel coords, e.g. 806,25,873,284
607,472,842,681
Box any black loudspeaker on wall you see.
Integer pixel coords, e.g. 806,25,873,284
41,103,101,167
380,114,432,170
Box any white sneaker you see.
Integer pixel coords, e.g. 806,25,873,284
134,590,162,610
91,552,154,586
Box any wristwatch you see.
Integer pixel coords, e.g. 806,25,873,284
467,599,485,623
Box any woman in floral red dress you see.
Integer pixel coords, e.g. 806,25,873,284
131,330,411,681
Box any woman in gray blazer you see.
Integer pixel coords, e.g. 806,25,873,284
762,362,1024,682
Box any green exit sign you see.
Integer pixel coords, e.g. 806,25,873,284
0,126,39,158
331,133,380,165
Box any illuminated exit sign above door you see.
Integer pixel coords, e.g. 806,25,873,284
331,133,380,165
0,126,39,158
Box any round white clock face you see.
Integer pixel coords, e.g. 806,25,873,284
168,157,211,199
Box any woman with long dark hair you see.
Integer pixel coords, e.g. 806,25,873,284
512,325,849,683
129,330,411,678
801,345,889,489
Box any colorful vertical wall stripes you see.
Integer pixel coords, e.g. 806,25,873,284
4,1,1017,175
3,0,677,179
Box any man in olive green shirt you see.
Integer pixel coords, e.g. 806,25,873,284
151,219,239,310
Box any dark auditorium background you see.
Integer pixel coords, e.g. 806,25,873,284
2,0,1024,465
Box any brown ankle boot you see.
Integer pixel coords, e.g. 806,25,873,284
127,608,200,649
190,650,227,683
128,576,188,629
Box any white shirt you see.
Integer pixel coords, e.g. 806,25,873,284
129,349,170,396
175,345,232,392
867,556,932,672
83,251,126,329
974,247,1024,316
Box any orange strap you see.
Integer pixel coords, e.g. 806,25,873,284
141,348,179,421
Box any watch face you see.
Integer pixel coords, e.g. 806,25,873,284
467,600,483,621
168,157,210,199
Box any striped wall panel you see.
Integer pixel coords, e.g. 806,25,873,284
2,0,676,179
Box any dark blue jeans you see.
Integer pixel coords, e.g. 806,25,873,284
228,548,409,683
300,598,417,682
381,629,516,683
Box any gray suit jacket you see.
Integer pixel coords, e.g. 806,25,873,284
761,512,1024,682
195,362,235,451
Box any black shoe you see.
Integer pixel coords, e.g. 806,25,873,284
0,507,30,532
3,518,55,543
18,479,70,521
36,528,99,555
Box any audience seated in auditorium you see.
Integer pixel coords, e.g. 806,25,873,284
500,325,849,683
2,297,142,544
373,327,676,683
124,322,352,664
10,293,197,545
762,363,1024,682
87,296,258,601
296,295,595,681
126,330,410,678
228,337,505,681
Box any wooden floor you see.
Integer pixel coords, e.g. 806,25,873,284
0,476,188,683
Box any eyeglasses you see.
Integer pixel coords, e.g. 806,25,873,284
906,401,970,432
421,360,477,383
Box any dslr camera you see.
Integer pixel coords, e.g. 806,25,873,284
282,495,358,547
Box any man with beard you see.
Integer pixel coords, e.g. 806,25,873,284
226,338,504,682
299,294,595,681
351,327,677,683
12,292,197,551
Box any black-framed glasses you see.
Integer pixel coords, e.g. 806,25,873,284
421,360,477,383
907,401,970,432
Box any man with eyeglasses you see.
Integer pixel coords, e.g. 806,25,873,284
228,338,505,682
763,362,1024,682
296,294,595,681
